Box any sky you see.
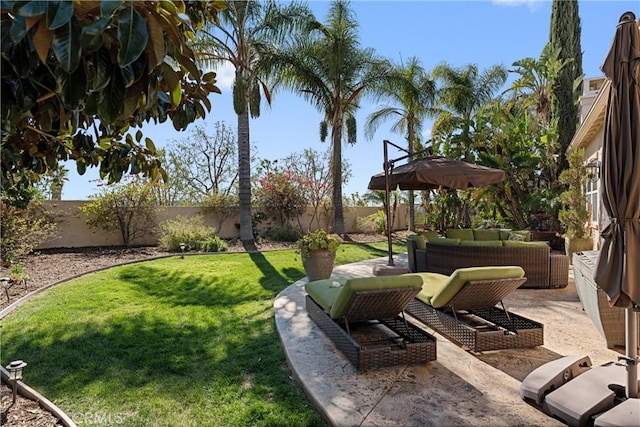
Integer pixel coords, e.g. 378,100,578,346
61,0,640,200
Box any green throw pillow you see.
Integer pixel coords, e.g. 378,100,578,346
499,229,512,240
445,228,474,240
461,240,503,247
428,237,461,246
419,230,441,241
427,266,525,309
473,229,501,241
510,230,532,241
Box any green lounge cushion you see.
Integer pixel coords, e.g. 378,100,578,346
305,275,424,319
419,230,441,241
411,272,449,304
445,228,475,240
428,237,461,246
461,239,503,247
417,266,525,309
407,234,426,249
473,229,500,241
503,240,549,248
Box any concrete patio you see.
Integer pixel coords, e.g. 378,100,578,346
274,254,624,426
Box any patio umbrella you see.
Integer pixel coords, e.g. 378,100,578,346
368,155,506,191
368,143,505,266
594,11,640,399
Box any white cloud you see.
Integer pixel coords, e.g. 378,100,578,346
211,62,235,90
492,0,545,12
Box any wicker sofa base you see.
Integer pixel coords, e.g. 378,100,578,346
306,296,436,370
406,299,544,352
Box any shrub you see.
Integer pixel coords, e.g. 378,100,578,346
200,236,228,252
159,215,225,252
260,225,301,242
80,180,157,246
366,210,387,235
254,170,307,226
0,199,57,267
297,230,342,257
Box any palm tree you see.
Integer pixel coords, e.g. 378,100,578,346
263,0,391,237
193,1,311,249
431,63,507,161
365,57,436,231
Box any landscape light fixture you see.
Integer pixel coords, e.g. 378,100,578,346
585,159,600,180
7,360,27,403
179,243,186,259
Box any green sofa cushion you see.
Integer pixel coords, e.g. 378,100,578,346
305,275,424,320
445,228,475,240
473,229,500,241
503,240,549,248
411,272,449,305
461,239,503,247
419,230,441,241
428,237,461,246
499,229,512,240
420,266,525,309
407,234,426,249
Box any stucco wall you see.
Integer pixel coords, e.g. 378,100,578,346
36,201,406,249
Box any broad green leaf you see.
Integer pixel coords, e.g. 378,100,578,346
76,160,87,175
117,6,148,67
57,63,87,110
162,63,181,106
89,48,112,91
52,15,82,73
85,92,98,115
13,1,46,17
100,0,122,18
46,0,73,30
135,130,142,142
9,15,27,43
81,17,108,51
99,70,125,123
144,138,156,152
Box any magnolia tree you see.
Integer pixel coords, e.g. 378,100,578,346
1,0,224,204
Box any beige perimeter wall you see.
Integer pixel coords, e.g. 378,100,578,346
36,201,407,249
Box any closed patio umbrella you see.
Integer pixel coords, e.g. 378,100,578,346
594,11,640,399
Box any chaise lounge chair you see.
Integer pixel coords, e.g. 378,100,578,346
405,266,544,352
305,275,437,370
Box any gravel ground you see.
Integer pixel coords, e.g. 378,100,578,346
0,233,389,426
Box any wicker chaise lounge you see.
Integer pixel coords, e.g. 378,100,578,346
305,275,437,370
405,266,544,352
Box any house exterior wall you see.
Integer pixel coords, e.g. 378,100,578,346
35,201,405,249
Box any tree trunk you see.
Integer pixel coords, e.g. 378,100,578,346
331,112,345,237
237,99,255,250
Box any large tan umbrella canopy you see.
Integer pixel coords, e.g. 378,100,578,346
368,155,506,191
594,11,640,399
368,141,505,266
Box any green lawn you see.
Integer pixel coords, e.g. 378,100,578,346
0,241,403,426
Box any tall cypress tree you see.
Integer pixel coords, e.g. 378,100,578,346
549,0,583,172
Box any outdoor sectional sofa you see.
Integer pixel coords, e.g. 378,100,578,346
406,228,569,289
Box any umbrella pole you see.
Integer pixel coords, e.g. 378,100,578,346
624,308,639,398
384,141,394,266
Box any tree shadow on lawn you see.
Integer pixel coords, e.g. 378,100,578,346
2,303,309,422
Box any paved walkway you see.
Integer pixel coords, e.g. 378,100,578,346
274,254,623,426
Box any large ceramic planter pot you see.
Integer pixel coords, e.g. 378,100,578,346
302,249,336,281
565,237,594,264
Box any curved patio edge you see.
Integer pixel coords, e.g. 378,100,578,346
274,255,565,426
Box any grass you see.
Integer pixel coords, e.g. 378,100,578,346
0,241,404,427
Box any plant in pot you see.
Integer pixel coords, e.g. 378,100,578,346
558,148,594,263
297,230,342,281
